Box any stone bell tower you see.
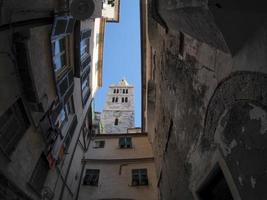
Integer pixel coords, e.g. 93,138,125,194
101,79,134,133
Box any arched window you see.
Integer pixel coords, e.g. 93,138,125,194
123,89,125,94
112,97,115,102
126,89,128,94
115,97,118,102
125,97,128,102
113,89,116,93
117,89,119,93
122,97,124,103
114,118,119,125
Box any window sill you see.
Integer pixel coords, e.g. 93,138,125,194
130,184,149,187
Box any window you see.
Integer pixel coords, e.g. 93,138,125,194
0,98,29,155
113,89,116,93
112,97,115,102
115,97,118,102
126,89,128,94
83,169,100,186
122,97,124,103
116,89,119,93
65,96,75,116
119,137,132,148
123,89,125,94
114,118,119,125
55,107,67,130
125,97,128,103
52,37,68,74
94,141,105,148
80,38,89,60
179,32,185,56
64,116,78,151
197,165,234,200
108,0,115,7
132,169,148,186
29,154,49,194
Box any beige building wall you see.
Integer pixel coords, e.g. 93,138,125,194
79,161,157,200
86,134,153,159
79,133,158,200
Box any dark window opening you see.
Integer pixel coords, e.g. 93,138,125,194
126,89,128,94
115,97,118,102
197,165,234,200
119,137,132,148
113,89,116,93
179,32,185,56
122,97,124,103
123,89,125,94
94,140,105,148
116,89,119,93
0,98,29,155
132,169,148,186
83,169,100,186
112,97,115,102
114,118,119,125
28,154,49,194
125,97,128,103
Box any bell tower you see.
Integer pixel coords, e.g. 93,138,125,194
101,79,134,133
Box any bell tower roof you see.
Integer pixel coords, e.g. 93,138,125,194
118,79,129,86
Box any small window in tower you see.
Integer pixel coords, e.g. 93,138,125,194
126,89,128,94
123,89,125,94
115,97,118,102
125,97,128,102
122,97,124,103
112,97,115,102
114,118,119,125
117,89,119,93
113,89,116,93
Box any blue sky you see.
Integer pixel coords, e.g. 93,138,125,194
94,0,141,127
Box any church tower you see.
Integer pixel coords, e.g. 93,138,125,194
101,79,134,133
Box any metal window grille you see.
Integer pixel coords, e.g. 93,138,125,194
83,169,100,186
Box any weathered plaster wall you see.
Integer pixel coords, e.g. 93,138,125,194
145,1,267,199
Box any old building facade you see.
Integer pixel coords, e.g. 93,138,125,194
79,81,158,200
0,0,111,199
141,0,267,200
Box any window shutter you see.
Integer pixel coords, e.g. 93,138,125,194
66,18,76,34
119,138,124,148
81,30,91,40
81,55,91,73
126,137,132,148
57,69,74,104
52,16,76,38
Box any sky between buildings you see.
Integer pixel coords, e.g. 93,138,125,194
94,0,141,127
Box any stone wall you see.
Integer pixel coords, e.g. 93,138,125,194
144,1,267,199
